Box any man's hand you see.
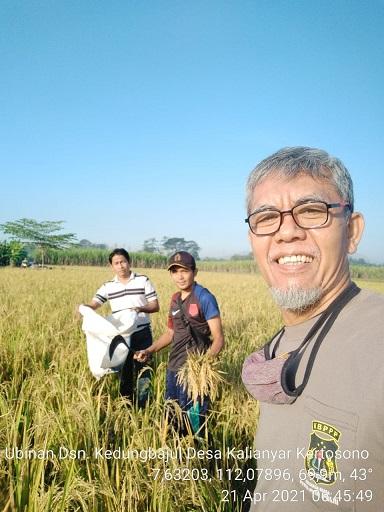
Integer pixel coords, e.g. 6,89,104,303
130,300,160,314
74,303,84,320
75,301,100,320
134,349,151,363
134,328,173,362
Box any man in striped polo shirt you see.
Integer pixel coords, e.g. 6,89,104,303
85,248,159,407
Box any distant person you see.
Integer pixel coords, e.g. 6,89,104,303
135,251,224,435
83,248,159,407
242,147,383,511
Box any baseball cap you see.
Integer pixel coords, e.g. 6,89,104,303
167,251,196,271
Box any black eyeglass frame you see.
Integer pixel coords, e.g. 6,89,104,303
245,201,351,236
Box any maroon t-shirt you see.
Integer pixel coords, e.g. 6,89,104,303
166,283,220,371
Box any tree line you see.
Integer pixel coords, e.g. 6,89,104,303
1,218,383,280
0,218,200,267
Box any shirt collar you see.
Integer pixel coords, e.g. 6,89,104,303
113,271,135,283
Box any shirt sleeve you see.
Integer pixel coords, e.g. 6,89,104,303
198,287,220,320
167,297,174,329
167,293,180,329
93,283,108,305
144,278,158,302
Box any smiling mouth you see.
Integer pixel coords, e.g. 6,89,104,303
277,254,314,265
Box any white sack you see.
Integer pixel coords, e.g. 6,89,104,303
79,305,138,380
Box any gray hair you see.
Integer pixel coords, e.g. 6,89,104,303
246,147,354,215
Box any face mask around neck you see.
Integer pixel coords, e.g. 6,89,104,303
242,347,295,404
242,283,361,405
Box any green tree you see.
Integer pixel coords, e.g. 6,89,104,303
230,252,253,261
0,218,77,266
9,241,28,266
183,240,200,260
79,239,93,247
161,237,200,259
0,240,27,266
0,241,11,266
143,238,160,253
78,239,108,250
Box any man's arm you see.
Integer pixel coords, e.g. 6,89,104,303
141,278,159,314
134,299,159,314
134,328,173,362
206,316,225,356
75,299,101,317
82,299,102,310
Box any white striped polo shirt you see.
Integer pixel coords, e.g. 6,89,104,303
93,272,158,330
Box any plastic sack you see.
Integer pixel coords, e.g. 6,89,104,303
79,305,138,380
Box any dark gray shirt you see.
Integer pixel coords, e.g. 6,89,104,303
249,289,384,511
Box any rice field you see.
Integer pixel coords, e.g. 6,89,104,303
0,266,383,511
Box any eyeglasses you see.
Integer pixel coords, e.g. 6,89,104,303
245,201,350,235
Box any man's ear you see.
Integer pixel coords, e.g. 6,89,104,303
347,212,365,254
194,269,198,277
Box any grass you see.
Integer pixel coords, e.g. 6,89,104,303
0,266,382,511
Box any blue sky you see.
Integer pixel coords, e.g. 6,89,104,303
1,0,383,262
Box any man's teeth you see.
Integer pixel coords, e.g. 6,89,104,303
277,255,313,264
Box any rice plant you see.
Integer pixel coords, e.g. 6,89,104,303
0,266,382,511
176,352,226,404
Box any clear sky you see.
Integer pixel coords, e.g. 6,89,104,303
1,0,383,262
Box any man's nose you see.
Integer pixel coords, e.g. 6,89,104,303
275,211,306,241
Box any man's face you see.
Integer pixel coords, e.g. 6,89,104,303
248,173,364,318
110,254,131,279
169,266,196,292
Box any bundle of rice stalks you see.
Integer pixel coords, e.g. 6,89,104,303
176,351,226,404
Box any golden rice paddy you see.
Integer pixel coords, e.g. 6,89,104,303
0,266,382,511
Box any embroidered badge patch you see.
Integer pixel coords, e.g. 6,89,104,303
305,421,341,486
188,303,199,317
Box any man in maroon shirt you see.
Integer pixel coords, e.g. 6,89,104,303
136,251,224,434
